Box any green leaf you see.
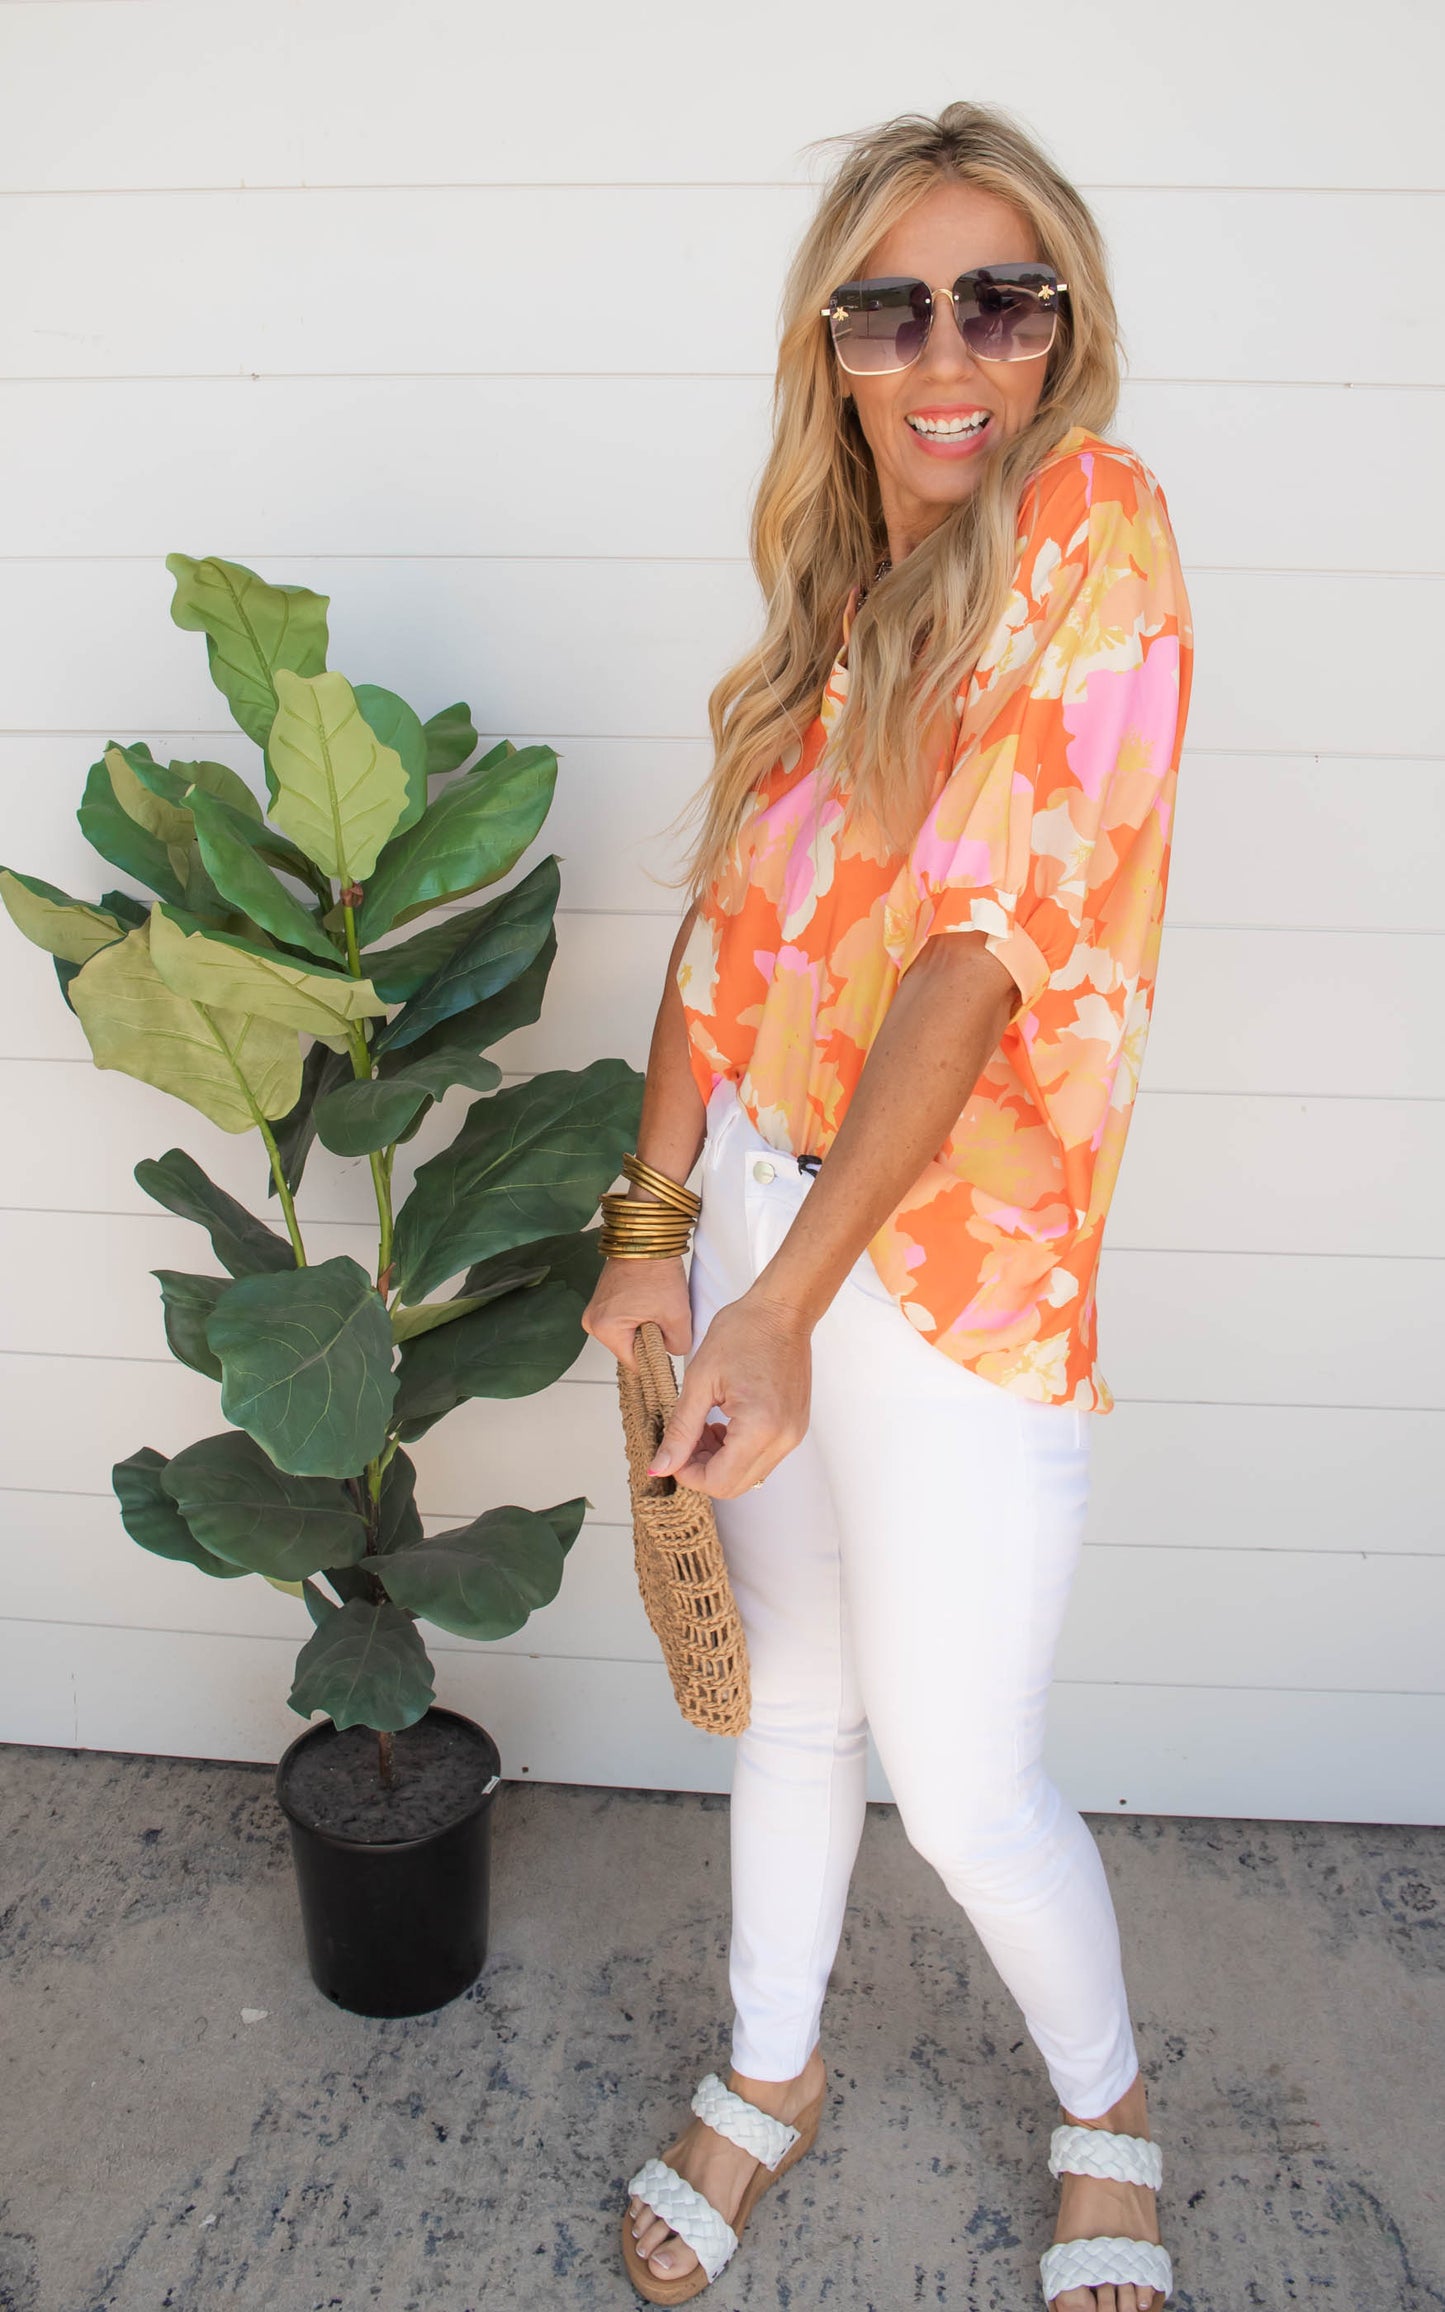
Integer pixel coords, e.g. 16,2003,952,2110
113,1445,247,1579
269,669,410,883
388,1294,484,1344
167,554,330,761
0,867,129,965
150,903,386,1046
319,1561,375,1607
188,791,341,964
353,744,558,944
161,1429,367,1579
376,1448,423,1556
422,701,479,780
268,1040,351,1199
312,1049,502,1157
365,1502,569,1641
77,753,186,903
169,757,264,822
287,1598,435,1731
70,922,302,1131
463,1223,606,1307
152,1268,231,1377
358,913,477,1005
384,925,556,1071
178,786,326,896
303,1577,339,1628
388,1275,542,1344
354,683,429,835
206,1255,398,1478
372,854,560,1056
99,889,151,929
390,1058,642,1304
542,1494,589,1557
103,741,195,848
393,1276,587,1440
135,1148,295,1274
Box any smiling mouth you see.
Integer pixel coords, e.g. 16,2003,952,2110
905,410,992,439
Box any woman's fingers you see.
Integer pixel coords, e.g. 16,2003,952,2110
648,1352,719,1475
580,1266,694,1369
677,1413,776,1496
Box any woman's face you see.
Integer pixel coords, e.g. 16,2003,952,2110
838,181,1053,559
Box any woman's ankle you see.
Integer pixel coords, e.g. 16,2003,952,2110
728,2045,824,2114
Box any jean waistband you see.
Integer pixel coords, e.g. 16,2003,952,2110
706,1076,824,1178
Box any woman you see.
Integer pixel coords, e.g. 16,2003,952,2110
582,99,1192,2311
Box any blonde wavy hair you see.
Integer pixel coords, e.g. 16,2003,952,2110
659,100,1123,903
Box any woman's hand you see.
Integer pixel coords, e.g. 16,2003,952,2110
581,1252,694,1370
646,1287,812,1498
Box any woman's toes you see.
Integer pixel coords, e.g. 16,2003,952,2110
648,2230,698,2279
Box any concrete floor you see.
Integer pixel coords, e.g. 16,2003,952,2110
1,1744,1442,2312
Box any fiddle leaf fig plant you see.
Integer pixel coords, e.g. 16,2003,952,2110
2,553,643,1779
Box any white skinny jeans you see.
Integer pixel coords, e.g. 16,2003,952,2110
682,1076,1141,2120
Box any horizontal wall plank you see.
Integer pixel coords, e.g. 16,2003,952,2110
4,0,1440,194
4,378,1442,575
2,559,1440,763
1105,1093,1445,1257
3,1617,1440,1822
1085,1400,1441,1556
3,733,1442,937
1100,1248,1445,1409
1,1226,1442,1426
2,1359,1438,1554
3,1059,1440,1259
6,1489,1440,1693
1163,754,1445,937
3,187,1441,385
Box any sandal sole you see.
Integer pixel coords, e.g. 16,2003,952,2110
620,2083,826,2303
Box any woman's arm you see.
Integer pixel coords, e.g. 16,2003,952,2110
580,901,709,1366
647,928,1017,1491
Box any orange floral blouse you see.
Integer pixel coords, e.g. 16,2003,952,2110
676,425,1194,1410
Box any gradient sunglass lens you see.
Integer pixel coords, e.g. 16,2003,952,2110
957,267,1061,360
825,277,934,374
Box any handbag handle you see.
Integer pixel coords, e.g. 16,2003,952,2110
627,1318,679,1431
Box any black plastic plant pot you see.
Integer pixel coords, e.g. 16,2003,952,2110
274,1705,503,2018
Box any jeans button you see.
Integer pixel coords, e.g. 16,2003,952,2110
751,1158,775,1183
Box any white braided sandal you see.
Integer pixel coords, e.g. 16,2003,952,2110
1039,2122,1173,2306
622,2068,825,2304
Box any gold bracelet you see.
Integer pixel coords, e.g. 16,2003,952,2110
621,1151,701,1215
598,1192,694,1258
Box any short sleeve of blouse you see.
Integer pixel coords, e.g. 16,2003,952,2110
881,450,1190,1021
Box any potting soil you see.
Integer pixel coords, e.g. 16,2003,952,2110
282,1718,497,1842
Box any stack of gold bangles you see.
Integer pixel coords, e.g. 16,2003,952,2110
598,1151,701,1260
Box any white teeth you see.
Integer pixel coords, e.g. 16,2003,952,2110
907,412,989,437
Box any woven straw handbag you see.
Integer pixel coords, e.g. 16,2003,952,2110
616,1319,751,1736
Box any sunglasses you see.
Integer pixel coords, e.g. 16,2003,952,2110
821,263,1068,375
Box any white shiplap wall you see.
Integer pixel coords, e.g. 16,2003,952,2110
2,0,1442,1823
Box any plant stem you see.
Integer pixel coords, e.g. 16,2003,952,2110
254,1113,306,1266
343,942,397,1286
377,1729,396,1788
342,899,363,978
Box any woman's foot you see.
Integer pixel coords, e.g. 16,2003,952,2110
1048,2069,1165,2312
626,2045,826,2286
